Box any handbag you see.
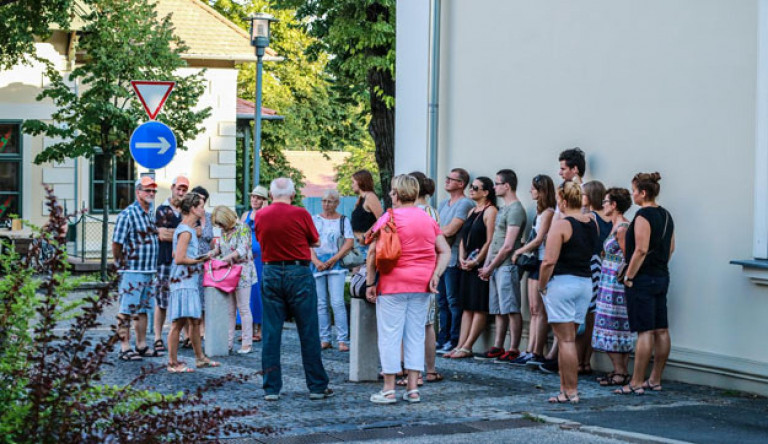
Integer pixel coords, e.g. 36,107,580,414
337,215,366,269
515,253,538,273
202,259,242,294
373,208,401,274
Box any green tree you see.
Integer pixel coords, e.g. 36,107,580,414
334,138,380,196
24,0,211,280
208,0,370,203
0,0,77,69
279,0,395,206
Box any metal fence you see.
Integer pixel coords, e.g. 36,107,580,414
67,213,115,261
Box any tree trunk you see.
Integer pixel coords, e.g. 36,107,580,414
367,73,395,210
100,153,112,281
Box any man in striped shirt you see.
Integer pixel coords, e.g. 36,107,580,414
112,177,160,361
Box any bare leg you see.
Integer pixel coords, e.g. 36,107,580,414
118,314,132,352
551,322,578,396
457,310,473,349
545,337,559,360
167,318,186,366
424,325,437,373
493,314,508,349
527,278,548,356
135,313,148,350
406,369,420,399
648,328,670,385
154,307,166,344
508,312,522,353
628,330,655,387
576,312,595,370
460,312,488,351
199,313,206,338
190,319,204,360
608,352,630,375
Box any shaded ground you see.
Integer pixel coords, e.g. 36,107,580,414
74,291,768,443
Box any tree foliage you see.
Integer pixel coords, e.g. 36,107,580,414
278,0,396,206
23,0,211,279
0,0,77,70
334,138,380,196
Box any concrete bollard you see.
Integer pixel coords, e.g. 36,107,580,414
349,298,379,381
204,287,230,357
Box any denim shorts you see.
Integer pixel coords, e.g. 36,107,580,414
543,274,592,324
489,265,522,314
625,274,670,332
118,272,156,315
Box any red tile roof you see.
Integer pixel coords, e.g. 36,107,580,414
237,98,282,120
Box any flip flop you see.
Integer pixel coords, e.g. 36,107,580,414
196,358,221,368
450,348,473,359
548,392,579,404
642,379,663,391
614,384,644,396
167,363,195,373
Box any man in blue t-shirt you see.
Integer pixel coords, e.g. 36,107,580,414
436,168,475,353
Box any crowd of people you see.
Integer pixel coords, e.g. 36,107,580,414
112,146,675,405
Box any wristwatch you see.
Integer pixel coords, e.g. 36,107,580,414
623,276,634,287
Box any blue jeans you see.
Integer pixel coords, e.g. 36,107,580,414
315,272,349,343
261,264,329,395
437,266,462,347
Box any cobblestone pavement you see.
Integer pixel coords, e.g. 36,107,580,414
77,291,768,443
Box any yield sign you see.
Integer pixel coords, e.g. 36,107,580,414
131,80,175,120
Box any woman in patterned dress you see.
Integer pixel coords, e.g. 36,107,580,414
592,187,635,386
211,206,259,354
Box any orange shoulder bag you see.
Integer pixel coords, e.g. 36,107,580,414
374,208,401,274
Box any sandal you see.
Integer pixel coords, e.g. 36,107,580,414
614,384,645,396
370,389,397,404
154,339,166,353
118,349,143,362
253,332,262,342
450,347,473,359
548,392,579,404
425,372,444,383
642,379,663,391
135,345,164,358
402,389,421,403
598,373,630,386
396,374,424,386
167,363,195,373
196,357,221,368
181,338,192,349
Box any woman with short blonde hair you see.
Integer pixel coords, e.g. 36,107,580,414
211,205,258,354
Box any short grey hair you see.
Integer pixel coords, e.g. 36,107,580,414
322,189,340,201
270,177,295,199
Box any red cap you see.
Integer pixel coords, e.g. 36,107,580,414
137,176,157,189
172,176,190,188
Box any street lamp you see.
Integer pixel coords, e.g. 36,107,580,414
248,13,277,194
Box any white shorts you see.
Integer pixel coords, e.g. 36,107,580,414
543,274,592,324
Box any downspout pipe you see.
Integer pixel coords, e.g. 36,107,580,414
427,0,441,201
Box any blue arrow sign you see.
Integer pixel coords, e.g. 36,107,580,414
129,121,177,169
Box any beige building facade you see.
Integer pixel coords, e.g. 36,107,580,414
0,0,272,253
396,0,768,395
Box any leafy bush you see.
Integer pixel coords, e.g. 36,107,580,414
0,188,265,443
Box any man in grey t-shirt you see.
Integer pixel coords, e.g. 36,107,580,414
436,168,475,353
478,169,527,362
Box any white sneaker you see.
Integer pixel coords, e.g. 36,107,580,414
237,347,252,354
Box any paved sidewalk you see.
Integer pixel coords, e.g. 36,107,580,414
82,291,768,443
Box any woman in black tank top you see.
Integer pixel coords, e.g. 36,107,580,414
537,180,598,404
615,173,675,396
350,170,383,242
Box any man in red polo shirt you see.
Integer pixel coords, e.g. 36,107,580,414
253,177,333,401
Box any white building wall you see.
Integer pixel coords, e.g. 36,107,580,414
398,0,768,394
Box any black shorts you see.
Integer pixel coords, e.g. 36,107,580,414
625,274,669,333
529,259,543,280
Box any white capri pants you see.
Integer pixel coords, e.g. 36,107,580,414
376,292,431,374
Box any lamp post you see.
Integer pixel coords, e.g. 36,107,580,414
248,13,277,194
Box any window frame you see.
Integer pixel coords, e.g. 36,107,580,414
90,152,137,214
0,120,23,221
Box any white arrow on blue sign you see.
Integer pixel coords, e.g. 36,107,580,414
129,121,177,169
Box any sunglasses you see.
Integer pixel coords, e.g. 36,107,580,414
470,185,484,192
494,182,506,186
445,176,462,183
139,189,157,194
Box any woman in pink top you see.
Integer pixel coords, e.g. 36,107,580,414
365,175,451,404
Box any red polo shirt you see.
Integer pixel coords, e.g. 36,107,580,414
253,202,319,262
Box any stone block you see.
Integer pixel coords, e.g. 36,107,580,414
218,121,237,136
209,135,236,151
204,287,230,357
209,164,236,179
42,167,73,184
218,179,236,193
209,192,235,208
350,298,379,382
218,150,236,165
